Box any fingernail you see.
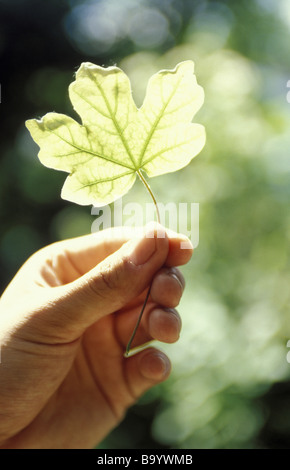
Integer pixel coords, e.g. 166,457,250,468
180,238,193,250
126,223,166,266
140,351,171,380
168,271,185,291
128,232,157,266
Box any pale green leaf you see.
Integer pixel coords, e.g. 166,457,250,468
26,60,205,206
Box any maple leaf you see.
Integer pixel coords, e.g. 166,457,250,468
25,60,205,207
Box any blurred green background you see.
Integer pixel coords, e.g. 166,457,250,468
1,0,290,449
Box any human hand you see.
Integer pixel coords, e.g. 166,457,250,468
0,223,192,449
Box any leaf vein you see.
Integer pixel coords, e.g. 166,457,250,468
74,169,134,191
138,75,183,166
86,68,137,170
49,129,134,170
141,135,197,168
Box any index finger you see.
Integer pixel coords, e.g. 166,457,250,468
45,225,193,276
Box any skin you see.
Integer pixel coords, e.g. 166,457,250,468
0,223,192,449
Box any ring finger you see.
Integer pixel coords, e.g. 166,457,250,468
115,304,182,352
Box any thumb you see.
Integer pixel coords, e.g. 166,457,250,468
48,223,169,336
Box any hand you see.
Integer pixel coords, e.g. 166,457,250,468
0,223,192,449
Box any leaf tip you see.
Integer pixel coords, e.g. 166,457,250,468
74,61,122,80
25,117,40,138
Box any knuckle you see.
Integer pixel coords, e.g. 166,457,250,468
88,255,133,299
100,267,120,292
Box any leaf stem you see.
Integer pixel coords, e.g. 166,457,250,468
125,170,160,356
136,170,160,224
125,286,151,356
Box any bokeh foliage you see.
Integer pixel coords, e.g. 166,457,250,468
1,0,290,449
